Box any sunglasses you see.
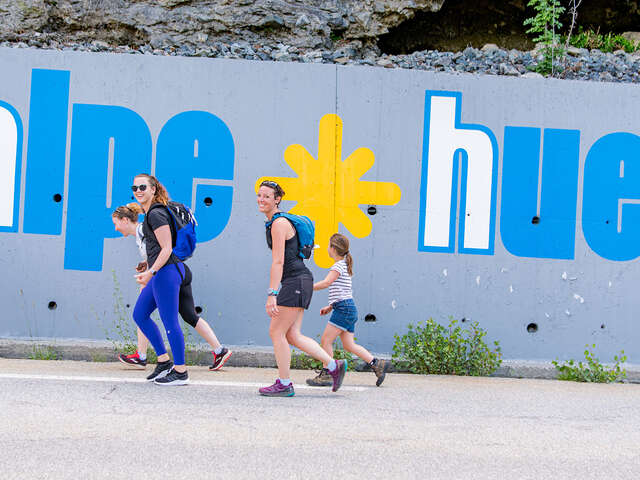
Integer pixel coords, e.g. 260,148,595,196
261,180,279,188
131,184,148,192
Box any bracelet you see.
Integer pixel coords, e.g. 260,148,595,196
267,288,279,296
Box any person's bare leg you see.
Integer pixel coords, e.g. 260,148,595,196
285,310,333,367
340,331,374,364
319,323,342,358
194,318,222,350
137,328,149,356
268,307,299,379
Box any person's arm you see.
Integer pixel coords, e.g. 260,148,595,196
135,225,172,286
265,218,288,317
313,270,339,291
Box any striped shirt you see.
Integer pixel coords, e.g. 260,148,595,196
328,259,353,304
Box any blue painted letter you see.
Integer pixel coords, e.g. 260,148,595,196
156,111,234,243
65,105,152,270
500,127,580,259
583,132,640,261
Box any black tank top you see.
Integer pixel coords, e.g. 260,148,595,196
266,220,311,279
282,232,311,279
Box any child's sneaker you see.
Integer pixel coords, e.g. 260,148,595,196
146,360,173,381
258,379,295,397
117,352,147,369
305,368,332,386
329,359,347,392
154,367,189,386
209,347,232,371
370,358,390,387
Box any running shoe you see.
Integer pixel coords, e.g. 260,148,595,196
329,359,347,392
154,367,189,386
146,360,173,381
118,352,147,369
258,379,295,397
209,347,233,371
370,358,390,387
305,368,332,387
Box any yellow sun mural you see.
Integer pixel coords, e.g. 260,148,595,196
256,114,402,268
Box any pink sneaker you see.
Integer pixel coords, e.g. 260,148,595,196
258,379,295,397
329,359,347,392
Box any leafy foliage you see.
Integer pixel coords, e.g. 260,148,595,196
567,29,640,53
552,344,627,383
523,0,565,75
392,318,502,376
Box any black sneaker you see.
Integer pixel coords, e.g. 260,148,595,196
154,367,189,386
371,358,390,387
118,352,147,369
305,368,332,386
146,360,173,381
209,347,232,371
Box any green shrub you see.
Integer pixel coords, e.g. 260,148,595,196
392,318,502,376
552,344,627,383
567,28,640,53
290,337,357,371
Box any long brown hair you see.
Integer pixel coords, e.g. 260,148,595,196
112,202,143,222
329,233,353,276
135,173,169,205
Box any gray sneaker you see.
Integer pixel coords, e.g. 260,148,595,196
306,368,332,387
371,358,390,387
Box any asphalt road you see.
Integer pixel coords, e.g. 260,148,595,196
0,359,639,479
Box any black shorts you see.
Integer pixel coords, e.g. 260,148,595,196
277,274,313,309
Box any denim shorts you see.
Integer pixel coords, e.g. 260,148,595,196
328,299,358,333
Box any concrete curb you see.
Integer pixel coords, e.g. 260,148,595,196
2,338,640,382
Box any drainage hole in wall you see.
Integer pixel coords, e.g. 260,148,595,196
48,301,57,310
195,306,203,314
605,220,610,224
364,313,376,322
461,317,467,323
126,304,130,308
526,323,538,333
600,324,606,329
531,216,540,224
53,193,62,203
367,206,377,215
204,197,213,206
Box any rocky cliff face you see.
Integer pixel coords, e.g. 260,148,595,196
0,0,444,51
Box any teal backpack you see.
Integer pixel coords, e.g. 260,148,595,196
265,212,315,259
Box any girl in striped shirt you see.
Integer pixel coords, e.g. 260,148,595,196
309,233,390,387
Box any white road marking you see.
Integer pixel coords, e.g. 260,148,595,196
0,373,368,391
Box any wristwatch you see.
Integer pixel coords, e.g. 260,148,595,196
267,288,279,296
151,269,158,276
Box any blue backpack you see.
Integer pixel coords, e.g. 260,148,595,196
146,201,197,261
265,212,315,259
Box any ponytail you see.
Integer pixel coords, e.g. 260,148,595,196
344,252,353,276
329,233,354,276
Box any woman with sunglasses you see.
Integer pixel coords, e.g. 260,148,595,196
111,202,232,372
129,174,190,385
257,180,347,397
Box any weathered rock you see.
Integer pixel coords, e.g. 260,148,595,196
0,0,444,50
622,32,640,44
481,43,500,53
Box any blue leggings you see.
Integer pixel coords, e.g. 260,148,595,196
133,262,185,365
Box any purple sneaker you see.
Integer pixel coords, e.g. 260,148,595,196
259,379,295,397
329,359,347,392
